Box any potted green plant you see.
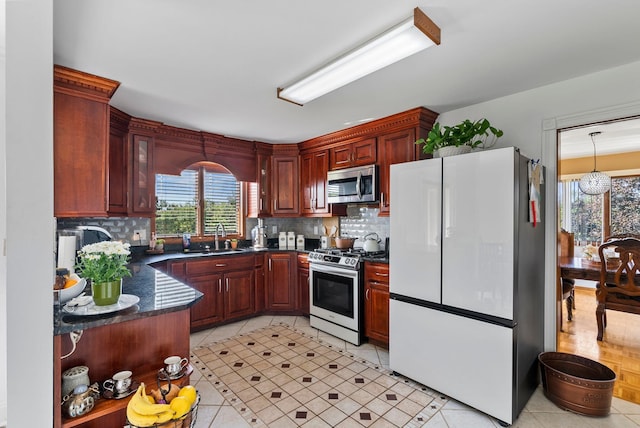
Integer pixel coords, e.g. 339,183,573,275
416,118,504,157
154,239,165,251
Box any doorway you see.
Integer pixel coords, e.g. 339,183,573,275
556,116,640,404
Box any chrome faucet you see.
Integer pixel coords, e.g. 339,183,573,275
214,223,226,250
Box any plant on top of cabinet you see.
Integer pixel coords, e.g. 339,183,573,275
415,119,504,157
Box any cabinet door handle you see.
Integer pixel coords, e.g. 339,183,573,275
226,277,229,292
259,197,264,211
375,272,389,277
268,259,272,271
381,192,385,207
273,199,277,212
218,278,222,293
365,289,370,300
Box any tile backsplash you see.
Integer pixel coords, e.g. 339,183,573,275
57,217,151,245
58,205,389,250
339,205,389,250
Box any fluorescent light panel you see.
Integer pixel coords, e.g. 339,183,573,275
278,7,440,105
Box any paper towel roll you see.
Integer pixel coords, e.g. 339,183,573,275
57,236,77,273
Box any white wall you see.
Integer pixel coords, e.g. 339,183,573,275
436,61,640,350
3,1,54,427
0,2,6,424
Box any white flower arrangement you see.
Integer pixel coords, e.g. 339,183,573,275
76,241,132,283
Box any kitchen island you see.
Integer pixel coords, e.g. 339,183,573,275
54,260,203,428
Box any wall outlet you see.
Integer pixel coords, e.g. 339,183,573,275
133,229,146,242
272,225,277,234
314,226,319,235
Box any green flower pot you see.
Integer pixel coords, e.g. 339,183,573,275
91,279,122,306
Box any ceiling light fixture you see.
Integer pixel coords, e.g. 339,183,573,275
277,7,440,106
578,131,611,195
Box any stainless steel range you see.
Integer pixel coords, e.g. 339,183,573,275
308,248,364,346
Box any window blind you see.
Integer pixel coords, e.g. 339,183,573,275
155,165,241,237
155,170,198,236
203,170,240,235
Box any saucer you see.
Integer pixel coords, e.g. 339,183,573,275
102,380,140,399
157,364,193,381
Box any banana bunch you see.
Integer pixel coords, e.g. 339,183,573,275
126,383,175,427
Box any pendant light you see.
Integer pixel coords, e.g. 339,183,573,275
578,131,611,195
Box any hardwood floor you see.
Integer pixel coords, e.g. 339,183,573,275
557,286,640,405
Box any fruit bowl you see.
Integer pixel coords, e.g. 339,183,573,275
55,274,87,304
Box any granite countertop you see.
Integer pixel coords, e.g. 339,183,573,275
54,261,203,335
54,245,387,335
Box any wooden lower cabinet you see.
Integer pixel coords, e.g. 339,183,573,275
163,252,307,329
189,273,224,326
54,310,191,428
297,253,310,315
169,255,256,330
364,262,390,345
254,254,266,313
266,252,297,311
224,269,255,319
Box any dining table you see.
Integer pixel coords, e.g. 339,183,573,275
559,256,623,282
559,257,602,281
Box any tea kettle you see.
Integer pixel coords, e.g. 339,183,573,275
362,233,381,253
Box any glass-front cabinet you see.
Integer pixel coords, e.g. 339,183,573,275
131,135,155,214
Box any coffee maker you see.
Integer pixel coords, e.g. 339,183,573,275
251,218,267,248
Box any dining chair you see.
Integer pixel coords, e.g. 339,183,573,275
562,278,575,321
604,233,640,242
559,229,575,321
596,237,640,341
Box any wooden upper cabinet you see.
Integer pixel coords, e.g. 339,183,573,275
329,137,376,170
377,128,416,216
257,151,272,217
107,108,129,216
300,150,329,215
54,65,120,217
271,147,299,216
248,144,299,217
130,134,155,214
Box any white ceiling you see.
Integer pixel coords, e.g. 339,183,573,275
54,0,640,147
559,118,640,160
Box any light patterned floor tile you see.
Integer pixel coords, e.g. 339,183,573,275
190,318,640,428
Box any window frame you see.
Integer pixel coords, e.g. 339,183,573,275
559,173,640,244
153,162,246,240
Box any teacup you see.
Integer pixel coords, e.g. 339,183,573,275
164,356,188,376
103,370,132,395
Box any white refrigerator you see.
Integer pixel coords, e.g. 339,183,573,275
389,147,545,425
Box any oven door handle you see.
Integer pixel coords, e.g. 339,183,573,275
356,172,362,200
310,264,359,279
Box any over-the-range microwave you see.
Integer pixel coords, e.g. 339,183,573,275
327,164,378,204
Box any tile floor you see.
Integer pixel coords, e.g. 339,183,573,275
188,315,640,427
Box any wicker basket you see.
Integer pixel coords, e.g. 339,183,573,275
128,393,200,428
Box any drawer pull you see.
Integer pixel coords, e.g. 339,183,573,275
215,263,227,267
375,272,389,277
